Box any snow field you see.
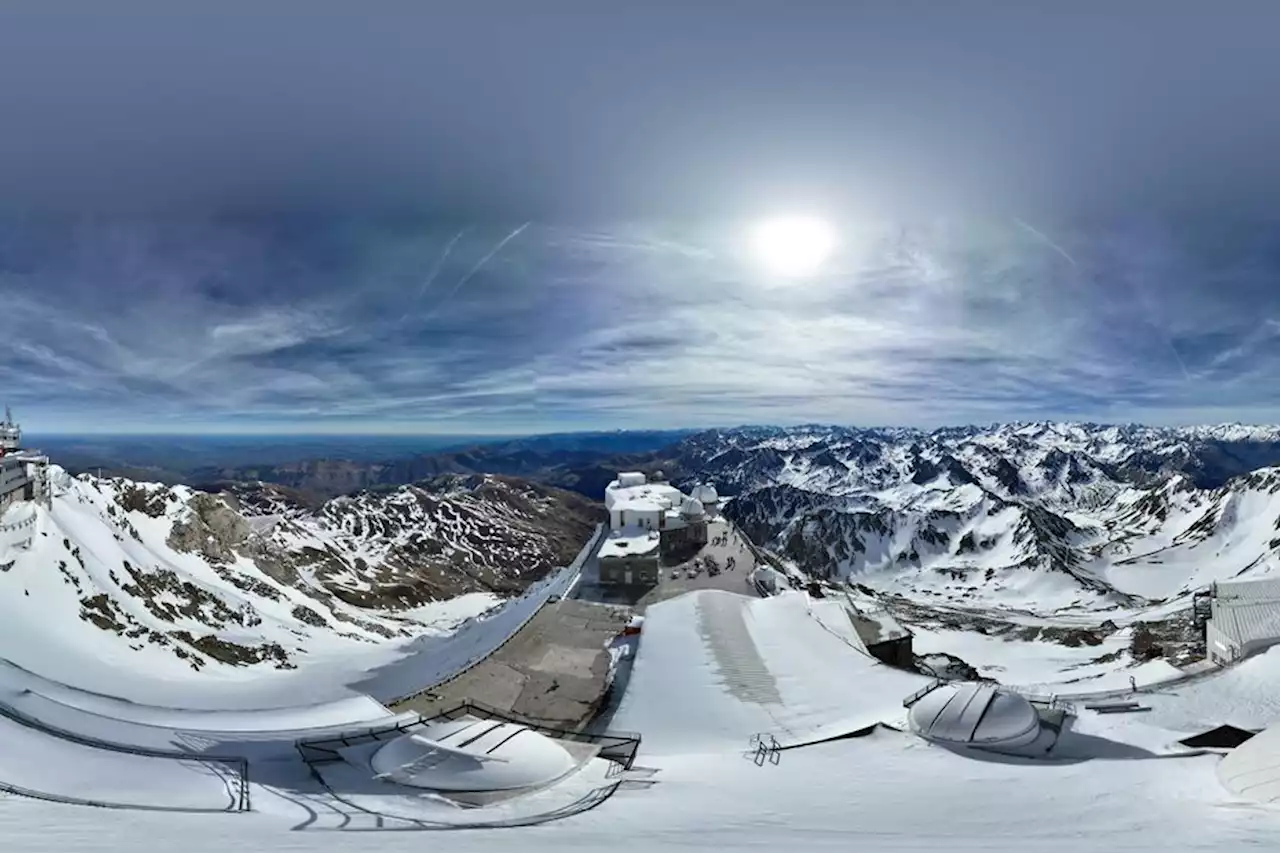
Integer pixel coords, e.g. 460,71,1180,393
0,712,242,812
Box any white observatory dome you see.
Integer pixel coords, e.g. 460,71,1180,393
692,483,719,505
370,716,577,792
908,682,1039,749
680,496,706,518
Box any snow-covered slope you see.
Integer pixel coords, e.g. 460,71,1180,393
2,582,1278,851
0,467,598,696
655,424,1280,613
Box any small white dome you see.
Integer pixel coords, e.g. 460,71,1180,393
692,483,719,505
681,496,705,517
370,716,577,792
908,682,1039,748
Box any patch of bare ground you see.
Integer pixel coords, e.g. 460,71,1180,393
857,584,1202,668
115,483,171,518
166,493,253,564
1129,612,1202,665
169,631,295,669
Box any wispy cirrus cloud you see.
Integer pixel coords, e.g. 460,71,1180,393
2,217,1280,434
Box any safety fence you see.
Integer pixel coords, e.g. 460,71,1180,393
1017,691,1078,716
746,723,881,767
0,699,250,812
294,695,643,832
748,733,781,767
297,698,642,772
902,679,945,708
299,763,626,831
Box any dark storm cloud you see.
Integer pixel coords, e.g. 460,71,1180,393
3,1,1280,217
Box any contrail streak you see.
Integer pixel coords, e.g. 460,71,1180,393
425,222,531,320
1014,218,1078,267
455,222,530,290
400,228,466,322
1014,218,1190,381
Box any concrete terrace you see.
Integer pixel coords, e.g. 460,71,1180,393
389,598,631,730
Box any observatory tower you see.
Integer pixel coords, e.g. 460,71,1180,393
0,407,50,510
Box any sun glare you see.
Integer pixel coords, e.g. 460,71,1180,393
749,214,837,278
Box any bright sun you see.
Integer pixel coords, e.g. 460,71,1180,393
749,214,837,278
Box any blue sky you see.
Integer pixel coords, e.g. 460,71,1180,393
3,3,1280,434
4,217,1280,434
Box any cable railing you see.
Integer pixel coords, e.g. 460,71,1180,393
902,679,945,708
297,698,642,773
0,698,250,812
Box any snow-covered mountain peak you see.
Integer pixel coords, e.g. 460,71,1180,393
665,422,1280,613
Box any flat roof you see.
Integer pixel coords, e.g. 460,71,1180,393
1216,577,1280,603
599,529,661,560
605,481,686,513
849,607,911,645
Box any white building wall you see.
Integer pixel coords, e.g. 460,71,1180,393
1207,579,1280,663
1206,620,1241,665
618,507,662,530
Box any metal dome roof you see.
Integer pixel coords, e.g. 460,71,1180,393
908,682,1039,747
691,483,719,504
370,716,578,792
681,496,706,517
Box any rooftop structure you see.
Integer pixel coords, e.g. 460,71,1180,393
598,472,715,589
370,716,581,792
0,407,50,511
906,682,1041,749
1205,577,1280,664
0,406,20,453
604,472,688,531
691,483,719,508
599,528,661,561
848,606,914,667
1218,719,1280,803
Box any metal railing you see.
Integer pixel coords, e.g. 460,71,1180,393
1018,691,1077,716
0,699,250,812
902,679,944,708
748,732,781,766
302,761,626,831
297,698,642,773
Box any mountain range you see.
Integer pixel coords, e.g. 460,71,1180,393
18,420,1280,681
669,424,1280,613
0,467,600,682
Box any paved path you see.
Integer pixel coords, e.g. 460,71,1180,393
390,599,631,730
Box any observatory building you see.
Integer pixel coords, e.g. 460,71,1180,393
0,408,49,512
597,472,714,588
